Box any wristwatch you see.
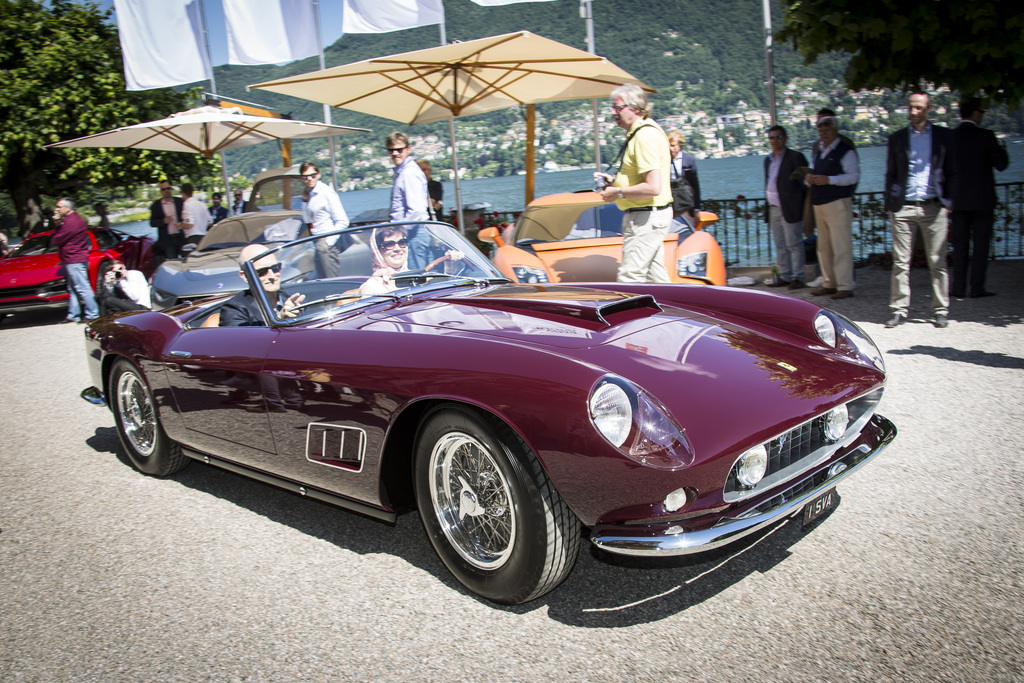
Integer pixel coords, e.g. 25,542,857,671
617,188,624,199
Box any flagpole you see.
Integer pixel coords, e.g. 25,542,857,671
313,0,339,188
438,14,465,233
197,0,232,199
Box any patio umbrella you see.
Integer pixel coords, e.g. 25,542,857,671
45,105,371,158
247,31,653,229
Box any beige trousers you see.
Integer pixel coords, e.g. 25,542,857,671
812,197,855,291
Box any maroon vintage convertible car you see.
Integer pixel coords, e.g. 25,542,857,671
0,227,154,317
81,222,895,604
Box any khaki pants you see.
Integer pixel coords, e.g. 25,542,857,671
890,202,949,316
617,207,672,283
812,197,854,292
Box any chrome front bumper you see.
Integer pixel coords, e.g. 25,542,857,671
590,414,896,557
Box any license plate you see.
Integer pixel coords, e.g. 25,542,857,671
802,488,837,526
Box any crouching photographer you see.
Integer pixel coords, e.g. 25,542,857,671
98,260,151,316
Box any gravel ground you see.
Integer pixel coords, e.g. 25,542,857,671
2,261,1022,682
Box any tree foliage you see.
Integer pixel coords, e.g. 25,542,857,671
0,0,209,233
778,0,1024,108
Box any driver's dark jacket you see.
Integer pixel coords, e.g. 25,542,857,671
218,289,290,327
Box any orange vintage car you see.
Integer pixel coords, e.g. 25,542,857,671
478,191,725,286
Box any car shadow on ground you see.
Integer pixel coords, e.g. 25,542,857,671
87,424,828,626
887,345,1024,369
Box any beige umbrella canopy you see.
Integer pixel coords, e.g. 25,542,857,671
248,31,653,125
45,105,371,158
248,31,654,226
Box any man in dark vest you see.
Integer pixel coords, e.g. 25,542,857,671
950,96,1009,300
764,125,809,288
148,180,184,267
883,92,956,328
806,115,859,299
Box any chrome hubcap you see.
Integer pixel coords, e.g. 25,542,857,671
429,432,515,569
117,371,156,457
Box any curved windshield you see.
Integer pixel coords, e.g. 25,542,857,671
8,235,58,257
241,222,507,325
196,213,304,252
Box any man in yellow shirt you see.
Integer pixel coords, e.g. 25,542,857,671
595,84,673,283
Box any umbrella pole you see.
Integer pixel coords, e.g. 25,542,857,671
449,117,465,235
525,104,536,205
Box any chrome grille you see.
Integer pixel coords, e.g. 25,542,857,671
723,388,883,502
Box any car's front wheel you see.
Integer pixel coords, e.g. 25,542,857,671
414,405,580,604
110,358,189,476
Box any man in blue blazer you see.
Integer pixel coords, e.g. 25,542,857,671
764,125,809,288
951,97,1009,299
883,92,956,328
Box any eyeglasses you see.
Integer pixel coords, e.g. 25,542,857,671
381,238,409,250
300,172,318,179
160,186,173,191
611,104,630,113
386,146,408,153
255,263,282,277
768,135,784,140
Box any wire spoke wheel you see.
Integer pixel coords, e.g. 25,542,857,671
116,370,157,457
430,432,516,570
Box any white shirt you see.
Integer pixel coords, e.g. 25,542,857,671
182,196,210,238
302,180,349,245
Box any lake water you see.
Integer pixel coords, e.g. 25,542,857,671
115,138,1024,236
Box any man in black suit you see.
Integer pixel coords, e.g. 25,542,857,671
883,92,956,328
148,180,184,267
764,125,809,288
951,97,1009,299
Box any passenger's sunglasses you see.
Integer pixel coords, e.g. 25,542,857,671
381,238,409,250
255,263,282,277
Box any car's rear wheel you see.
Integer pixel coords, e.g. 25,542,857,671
414,405,580,604
110,358,189,476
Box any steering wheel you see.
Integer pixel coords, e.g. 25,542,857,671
424,254,451,272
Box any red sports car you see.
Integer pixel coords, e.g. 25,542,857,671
0,227,155,317
81,221,895,604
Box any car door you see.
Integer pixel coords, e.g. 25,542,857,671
162,323,282,469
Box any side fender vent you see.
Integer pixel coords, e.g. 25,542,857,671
306,422,366,472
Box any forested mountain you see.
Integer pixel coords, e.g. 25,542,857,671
210,0,852,181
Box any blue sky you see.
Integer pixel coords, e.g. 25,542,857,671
91,1,348,66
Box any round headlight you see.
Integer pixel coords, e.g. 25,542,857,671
824,403,849,441
735,444,768,487
814,312,837,347
589,381,632,447
664,488,690,513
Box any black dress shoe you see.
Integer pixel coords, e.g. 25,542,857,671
933,313,949,328
970,290,996,298
884,313,906,328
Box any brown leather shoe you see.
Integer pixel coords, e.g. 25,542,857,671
810,287,837,296
830,290,854,299
787,280,807,290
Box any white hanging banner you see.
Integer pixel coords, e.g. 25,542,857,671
341,0,445,34
224,0,319,65
113,0,211,91
468,0,557,5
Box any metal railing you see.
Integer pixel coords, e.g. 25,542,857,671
702,182,1024,267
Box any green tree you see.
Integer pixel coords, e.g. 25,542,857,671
0,0,209,234
778,0,1024,107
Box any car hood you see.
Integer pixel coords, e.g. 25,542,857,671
366,282,882,447
0,254,60,287
151,247,245,295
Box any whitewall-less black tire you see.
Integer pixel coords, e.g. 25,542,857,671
414,404,580,604
110,358,189,476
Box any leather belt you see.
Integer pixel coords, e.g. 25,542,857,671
904,198,939,207
625,203,673,213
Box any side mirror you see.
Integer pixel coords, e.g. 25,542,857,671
477,226,505,248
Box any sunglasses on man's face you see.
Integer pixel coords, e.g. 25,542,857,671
386,146,408,154
255,263,282,277
300,172,318,179
381,238,409,250
611,104,630,113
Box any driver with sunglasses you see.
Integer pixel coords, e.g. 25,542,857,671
220,244,305,327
